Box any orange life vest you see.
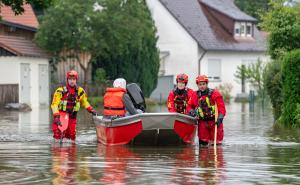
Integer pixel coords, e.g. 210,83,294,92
103,87,126,116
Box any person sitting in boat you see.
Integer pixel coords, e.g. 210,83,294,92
190,75,226,146
167,73,196,115
103,78,141,119
51,70,97,142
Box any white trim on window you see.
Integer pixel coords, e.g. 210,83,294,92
234,22,241,36
240,22,246,37
246,23,252,37
234,21,253,38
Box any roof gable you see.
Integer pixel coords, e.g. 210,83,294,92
158,0,266,52
0,4,39,29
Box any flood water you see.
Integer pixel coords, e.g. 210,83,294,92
0,102,299,185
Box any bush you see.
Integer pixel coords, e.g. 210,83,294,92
215,83,233,104
88,96,104,108
264,60,283,120
281,49,300,127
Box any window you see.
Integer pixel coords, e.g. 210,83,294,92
246,23,252,36
234,22,253,37
207,59,221,81
234,22,240,36
240,22,246,36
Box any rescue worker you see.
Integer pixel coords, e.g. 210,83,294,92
167,73,196,115
191,75,226,146
103,78,140,119
51,70,97,141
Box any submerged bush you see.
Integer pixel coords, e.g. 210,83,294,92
264,60,283,120
281,49,300,127
216,83,233,104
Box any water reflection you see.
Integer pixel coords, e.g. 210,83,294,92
97,144,140,184
171,146,197,185
51,143,77,185
50,143,93,185
198,147,225,185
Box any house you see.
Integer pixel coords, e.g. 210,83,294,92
147,0,269,100
0,4,50,107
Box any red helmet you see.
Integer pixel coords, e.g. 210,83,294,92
196,75,208,84
176,73,188,84
66,70,78,80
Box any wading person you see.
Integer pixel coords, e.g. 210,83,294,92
192,75,226,146
167,73,196,115
51,70,97,142
103,78,141,119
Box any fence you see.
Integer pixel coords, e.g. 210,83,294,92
0,84,18,105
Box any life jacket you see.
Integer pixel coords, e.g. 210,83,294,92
196,88,215,120
103,87,126,116
173,88,188,114
58,85,83,113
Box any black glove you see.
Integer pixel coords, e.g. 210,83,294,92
216,114,224,127
53,115,62,126
189,109,197,117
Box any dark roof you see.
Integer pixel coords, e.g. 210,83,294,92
200,0,257,22
0,20,37,32
159,0,266,52
0,35,49,58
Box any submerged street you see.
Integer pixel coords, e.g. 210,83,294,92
0,102,299,184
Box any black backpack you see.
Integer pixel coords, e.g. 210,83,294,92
126,83,146,112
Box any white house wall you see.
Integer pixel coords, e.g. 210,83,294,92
0,57,20,84
147,0,202,85
0,56,49,107
200,51,270,97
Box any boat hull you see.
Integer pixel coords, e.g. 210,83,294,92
94,113,197,146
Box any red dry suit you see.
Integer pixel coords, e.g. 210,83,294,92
167,88,196,114
190,88,226,144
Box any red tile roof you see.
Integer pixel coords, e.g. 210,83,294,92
0,4,38,29
0,35,49,58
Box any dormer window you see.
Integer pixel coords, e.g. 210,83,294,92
235,22,240,35
246,23,252,37
234,22,253,38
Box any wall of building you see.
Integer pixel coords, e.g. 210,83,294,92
199,51,270,97
0,56,49,107
147,0,202,86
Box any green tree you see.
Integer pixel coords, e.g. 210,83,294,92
35,0,159,96
35,0,105,90
0,0,53,15
260,1,300,123
260,0,300,59
234,0,269,24
281,49,300,127
246,59,265,98
263,60,282,119
93,0,159,97
234,64,248,93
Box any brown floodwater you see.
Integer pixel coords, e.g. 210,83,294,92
0,102,299,185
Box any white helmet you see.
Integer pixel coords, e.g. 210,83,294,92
113,78,126,89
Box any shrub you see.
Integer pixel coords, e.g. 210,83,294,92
264,60,283,120
281,49,300,127
216,83,233,104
